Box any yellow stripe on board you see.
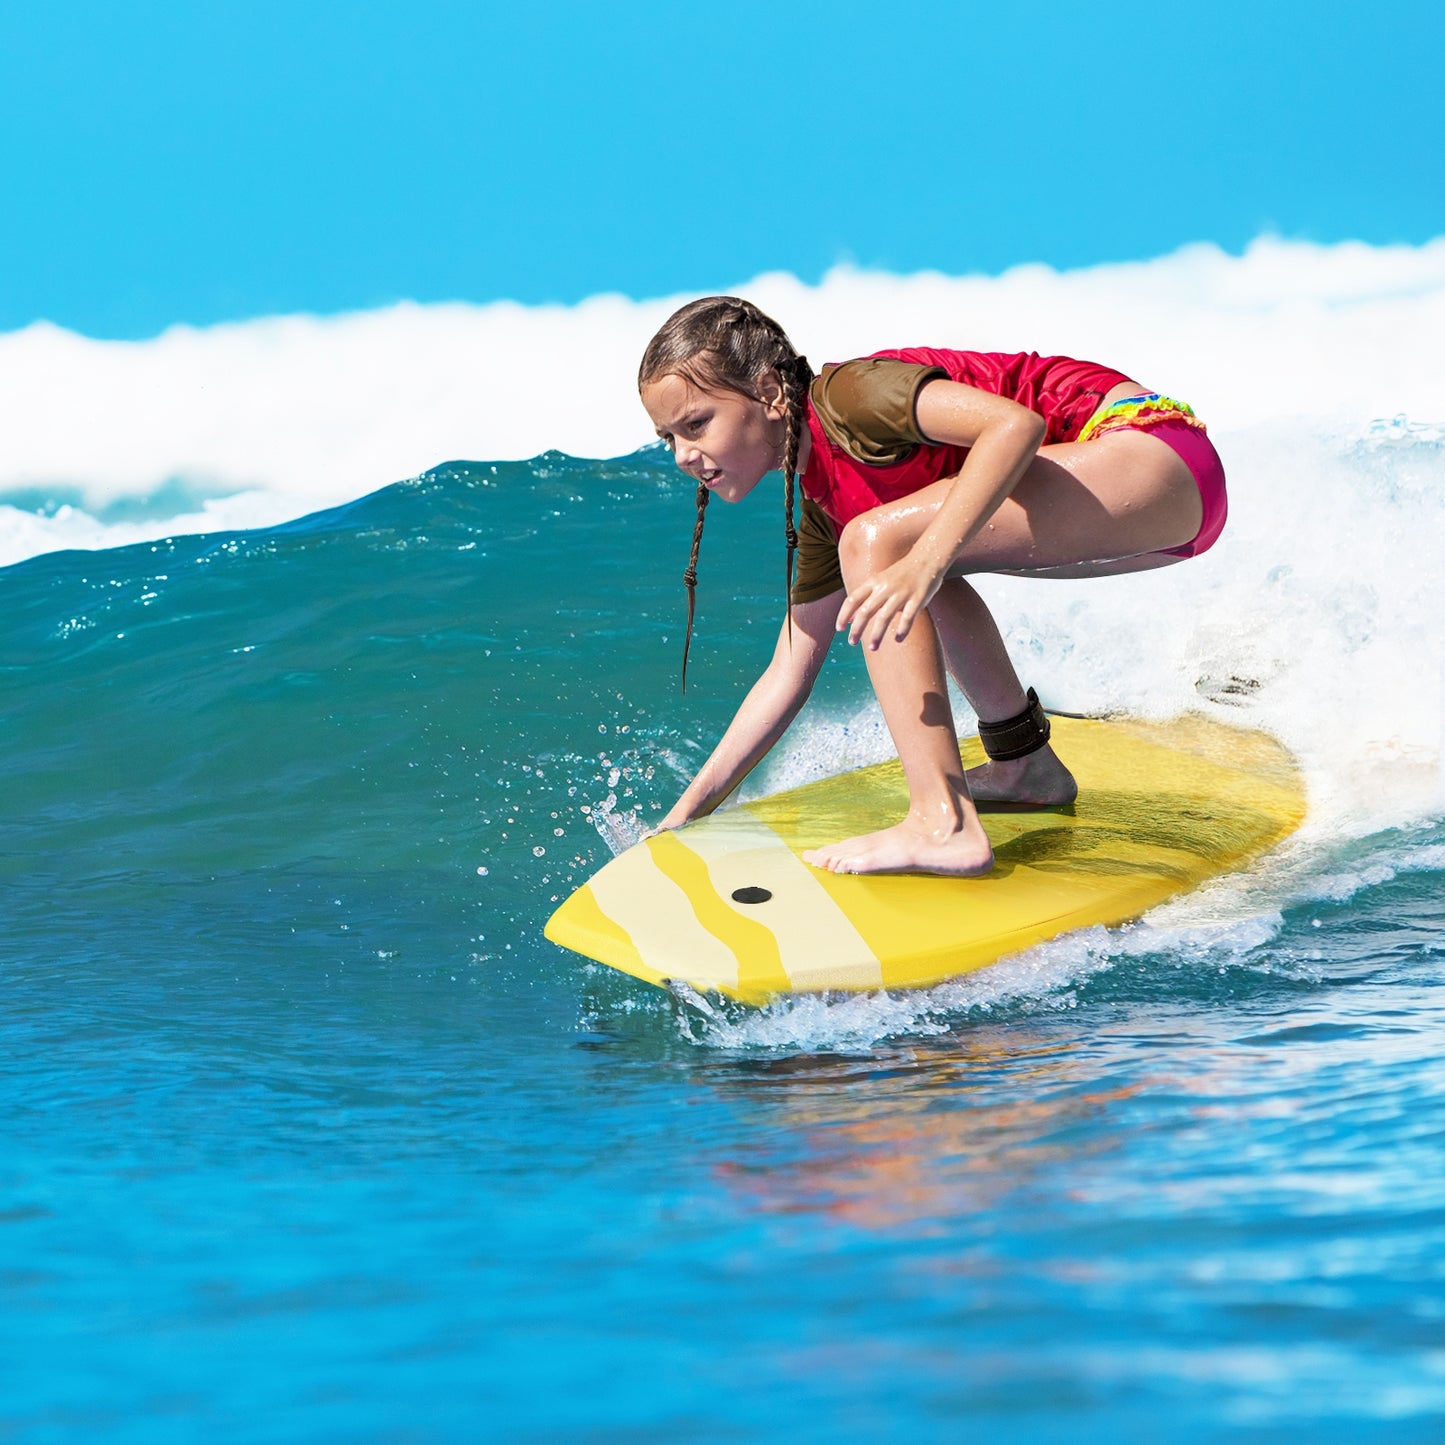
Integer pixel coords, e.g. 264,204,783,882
646,831,792,997
541,883,669,990
585,842,741,992
679,812,884,994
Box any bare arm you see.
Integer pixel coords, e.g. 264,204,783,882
838,379,1047,649
657,589,844,829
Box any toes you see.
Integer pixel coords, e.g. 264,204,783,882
803,847,855,874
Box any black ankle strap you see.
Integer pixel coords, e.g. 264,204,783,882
978,687,1051,761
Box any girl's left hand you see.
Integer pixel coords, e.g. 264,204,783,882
837,553,946,649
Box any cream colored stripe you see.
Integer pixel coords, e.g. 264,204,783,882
585,843,741,992
679,813,884,991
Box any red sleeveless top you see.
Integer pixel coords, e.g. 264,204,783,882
801,348,1132,528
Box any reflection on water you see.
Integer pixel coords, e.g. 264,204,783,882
693,1026,1142,1233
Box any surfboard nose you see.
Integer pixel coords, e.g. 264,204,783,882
545,815,885,1002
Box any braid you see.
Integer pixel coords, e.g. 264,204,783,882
778,355,814,645
639,296,809,690
680,481,709,692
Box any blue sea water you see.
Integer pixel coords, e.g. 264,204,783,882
3,428,1445,1442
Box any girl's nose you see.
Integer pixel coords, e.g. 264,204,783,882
675,439,702,470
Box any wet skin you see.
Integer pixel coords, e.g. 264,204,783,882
642,369,1203,876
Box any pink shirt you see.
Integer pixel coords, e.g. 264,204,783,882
802,348,1132,528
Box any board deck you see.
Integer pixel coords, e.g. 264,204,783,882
544,714,1306,1004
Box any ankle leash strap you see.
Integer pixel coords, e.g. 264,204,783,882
978,687,1051,761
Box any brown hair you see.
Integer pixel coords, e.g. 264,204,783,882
638,296,813,691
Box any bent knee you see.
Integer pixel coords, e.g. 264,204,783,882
838,515,902,588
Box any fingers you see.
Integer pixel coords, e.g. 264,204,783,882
835,582,871,645
847,590,887,648
839,578,924,649
893,596,922,644
860,596,902,650
854,596,912,649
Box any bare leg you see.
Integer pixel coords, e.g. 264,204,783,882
801,603,994,876
929,577,1077,807
805,430,1201,875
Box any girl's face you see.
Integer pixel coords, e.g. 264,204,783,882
640,371,786,503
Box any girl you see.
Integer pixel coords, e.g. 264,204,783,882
638,296,1226,877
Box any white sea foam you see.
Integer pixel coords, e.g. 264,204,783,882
687,911,1293,1054
745,409,1445,844
4,234,1445,567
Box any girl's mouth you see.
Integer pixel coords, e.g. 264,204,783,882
700,469,722,485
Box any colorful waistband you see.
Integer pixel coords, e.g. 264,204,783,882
1077,393,1207,443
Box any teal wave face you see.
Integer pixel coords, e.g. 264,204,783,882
1,451,823,956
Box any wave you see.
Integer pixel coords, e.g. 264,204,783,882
5,238,1443,1048
7,432,1440,885
4,234,1445,567
4,437,1441,1065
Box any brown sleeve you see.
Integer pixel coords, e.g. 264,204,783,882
789,496,844,605
810,358,948,465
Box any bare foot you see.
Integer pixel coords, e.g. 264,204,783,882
965,744,1077,810
803,812,994,877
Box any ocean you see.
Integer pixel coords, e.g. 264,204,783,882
3,245,1445,1440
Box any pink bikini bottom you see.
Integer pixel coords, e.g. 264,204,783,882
1079,394,1228,558
1143,420,1228,559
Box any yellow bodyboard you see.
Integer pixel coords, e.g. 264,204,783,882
545,714,1306,1004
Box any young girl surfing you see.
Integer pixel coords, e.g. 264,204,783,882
638,296,1227,878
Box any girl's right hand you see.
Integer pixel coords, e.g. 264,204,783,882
837,547,947,649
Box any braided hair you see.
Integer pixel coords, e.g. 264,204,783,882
638,297,814,691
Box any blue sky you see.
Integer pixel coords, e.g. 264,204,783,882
3,0,1441,337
